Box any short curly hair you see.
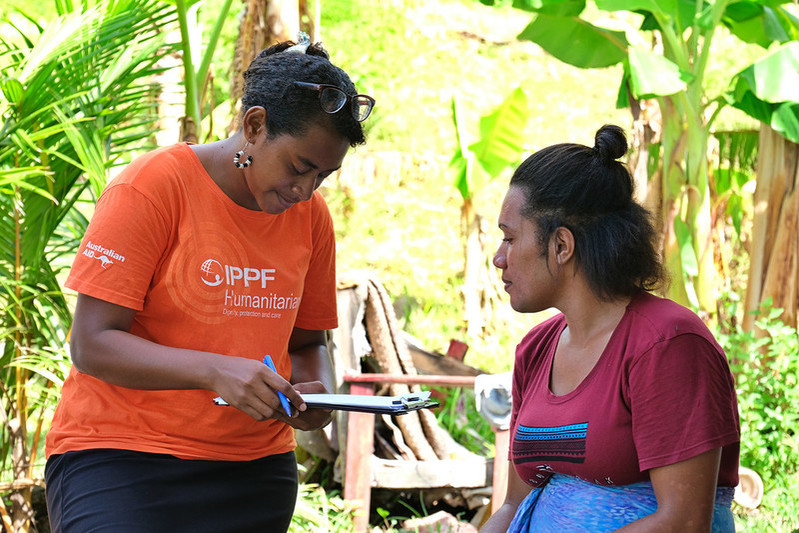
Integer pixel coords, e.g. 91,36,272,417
240,41,366,147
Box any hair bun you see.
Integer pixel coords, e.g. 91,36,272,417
593,124,627,164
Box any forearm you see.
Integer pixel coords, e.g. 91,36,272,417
289,332,334,392
71,326,225,391
617,449,721,532
479,505,517,533
286,328,335,430
615,512,710,533
479,466,532,533
69,294,309,422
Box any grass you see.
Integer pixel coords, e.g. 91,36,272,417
324,0,629,156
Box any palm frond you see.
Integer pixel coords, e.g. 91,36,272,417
0,0,179,500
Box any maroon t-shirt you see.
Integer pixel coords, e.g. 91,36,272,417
510,291,740,488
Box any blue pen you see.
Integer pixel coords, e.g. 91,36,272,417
263,354,293,417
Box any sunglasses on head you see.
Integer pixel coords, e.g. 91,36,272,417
294,81,375,122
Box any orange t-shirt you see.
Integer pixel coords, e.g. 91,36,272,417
46,143,338,461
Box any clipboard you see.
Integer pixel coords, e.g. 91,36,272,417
301,391,439,415
212,390,439,415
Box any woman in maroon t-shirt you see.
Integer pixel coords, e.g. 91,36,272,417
480,125,739,532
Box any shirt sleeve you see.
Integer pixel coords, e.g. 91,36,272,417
65,183,171,310
292,193,337,330
627,333,740,472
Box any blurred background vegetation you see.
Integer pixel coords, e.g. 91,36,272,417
2,0,798,531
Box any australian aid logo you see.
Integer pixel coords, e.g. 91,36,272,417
82,240,126,269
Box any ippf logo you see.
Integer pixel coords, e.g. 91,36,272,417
200,259,224,286
200,258,275,288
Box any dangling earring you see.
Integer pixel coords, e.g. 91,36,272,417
233,142,253,168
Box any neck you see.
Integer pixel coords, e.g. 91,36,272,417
192,134,249,204
558,282,631,348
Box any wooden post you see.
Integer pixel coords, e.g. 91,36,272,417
446,339,469,361
343,382,375,533
492,429,510,514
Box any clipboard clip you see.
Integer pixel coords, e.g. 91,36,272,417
397,392,439,413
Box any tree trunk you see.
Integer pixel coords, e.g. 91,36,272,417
462,198,484,337
298,0,318,42
656,94,718,320
8,417,33,533
744,124,799,331
628,96,661,209
228,0,301,133
154,46,185,146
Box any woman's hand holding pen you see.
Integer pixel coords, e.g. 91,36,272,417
211,355,307,422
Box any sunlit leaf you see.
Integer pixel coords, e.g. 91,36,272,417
518,14,628,68
770,101,799,143
674,217,698,277
724,2,772,47
627,46,693,98
735,40,799,103
728,41,799,142
468,86,528,177
0,79,24,104
597,0,677,17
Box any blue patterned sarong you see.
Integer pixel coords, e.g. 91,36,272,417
508,474,735,532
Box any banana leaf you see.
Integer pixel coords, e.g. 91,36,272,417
518,13,628,68
727,41,799,143
469,86,529,178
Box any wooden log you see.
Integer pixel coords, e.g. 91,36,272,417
370,457,492,489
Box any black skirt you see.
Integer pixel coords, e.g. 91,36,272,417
45,448,298,533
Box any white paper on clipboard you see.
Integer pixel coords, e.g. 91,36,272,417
300,390,438,415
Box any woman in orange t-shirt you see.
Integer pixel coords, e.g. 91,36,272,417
44,36,374,533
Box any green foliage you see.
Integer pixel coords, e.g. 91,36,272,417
718,300,799,529
323,0,627,156
476,0,799,316
289,483,358,532
721,302,799,486
468,86,528,179
723,2,799,47
626,46,693,97
172,0,236,140
435,387,495,455
713,129,758,237
0,0,175,526
197,0,243,136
